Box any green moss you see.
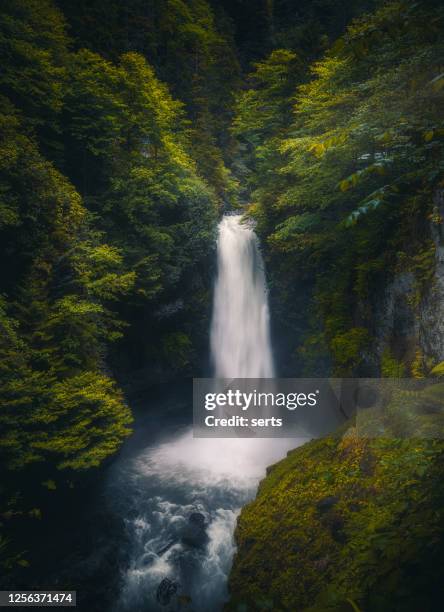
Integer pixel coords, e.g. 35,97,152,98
381,348,406,378
330,327,372,375
411,349,427,379
227,431,444,611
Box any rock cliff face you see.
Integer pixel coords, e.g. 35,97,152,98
420,189,444,363
362,188,444,374
368,271,418,372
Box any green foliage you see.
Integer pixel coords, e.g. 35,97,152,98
232,49,304,202
411,349,427,379
233,50,303,145
64,47,218,318
430,361,444,377
162,332,193,370
381,348,406,378
0,113,134,473
58,0,241,204
0,0,219,571
0,0,219,488
0,0,69,155
35,372,132,470
235,0,444,374
228,432,444,611
330,327,371,376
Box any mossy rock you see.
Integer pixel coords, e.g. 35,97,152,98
226,432,444,611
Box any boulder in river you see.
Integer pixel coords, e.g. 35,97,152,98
180,512,208,548
188,512,206,528
156,577,178,606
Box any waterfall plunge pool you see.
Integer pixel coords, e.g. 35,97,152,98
104,394,303,612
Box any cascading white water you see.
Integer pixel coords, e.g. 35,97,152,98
210,214,274,378
112,214,301,612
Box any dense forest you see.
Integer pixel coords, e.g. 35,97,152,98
238,0,444,378
1,0,444,610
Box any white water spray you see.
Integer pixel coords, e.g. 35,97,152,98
112,214,301,612
210,215,274,378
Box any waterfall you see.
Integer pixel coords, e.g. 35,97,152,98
210,215,274,378
112,215,301,612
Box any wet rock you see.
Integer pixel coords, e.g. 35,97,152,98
156,577,178,606
188,512,205,528
180,513,208,548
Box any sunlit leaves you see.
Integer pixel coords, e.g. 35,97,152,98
237,0,444,376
